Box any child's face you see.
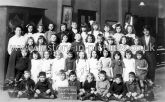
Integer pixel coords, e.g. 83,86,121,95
121,37,127,44
143,28,150,36
24,73,30,79
79,52,85,59
137,54,142,59
81,27,86,32
75,34,81,41
115,54,120,60
127,26,133,34
61,25,66,31
108,39,114,45
104,26,110,32
134,39,139,45
62,35,68,42
97,36,103,43
28,26,33,33
116,26,121,33
126,53,131,59
70,75,76,81
67,53,73,59
71,23,77,29
51,35,57,42
38,26,43,33
60,73,66,81
87,75,93,83
21,50,28,57
89,20,94,26
39,76,46,82
87,36,93,43
28,39,34,46
56,53,61,59
115,78,121,84
104,50,109,57
99,74,106,81
93,25,98,30
33,54,38,60
48,24,54,31
44,51,49,59
15,27,22,36
91,51,97,58
39,39,44,44
129,75,135,82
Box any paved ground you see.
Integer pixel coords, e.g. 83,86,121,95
0,66,165,102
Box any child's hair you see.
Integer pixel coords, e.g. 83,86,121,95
143,25,150,31
26,37,35,47
113,51,122,60
61,34,68,42
129,72,136,78
80,23,88,32
90,49,98,59
24,70,31,75
119,36,128,44
26,24,34,33
115,23,124,33
85,73,95,81
48,23,55,31
135,50,144,59
59,69,66,77
99,70,106,77
125,25,136,34
124,49,133,58
133,37,141,45
37,35,47,45
92,22,100,30
55,50,63,58
115,74,123,81
60,23,67,29
97,34,105,42
37,25,44,33
107,36,116,45
50,34,58,43
85,34,95,43
39,71,46,77
67,50,76,59
32,51,41,59
69,71,77,77
77,50,87,60
103,48,111,58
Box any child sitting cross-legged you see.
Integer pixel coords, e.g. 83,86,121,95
125,72,144,101
34,72,54,99
79,73,96,101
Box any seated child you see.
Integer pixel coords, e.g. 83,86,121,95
16,71,35,99
125,72,144,101
107,74,127,101
79,73,96,101
95,71,110,101
34,72,54,99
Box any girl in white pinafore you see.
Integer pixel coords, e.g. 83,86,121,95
88,50,100,81
76,51,89,82
123,49,135,82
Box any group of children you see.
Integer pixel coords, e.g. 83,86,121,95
5,21,156,101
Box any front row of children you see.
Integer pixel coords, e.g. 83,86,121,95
9,69,154,102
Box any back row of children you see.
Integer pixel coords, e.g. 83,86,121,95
6,21,156,101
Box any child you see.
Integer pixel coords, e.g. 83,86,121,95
79,73,96,101
99,48,113,79
33,25,45,43
135,51,148,91
64,50,76,74
71,33,85,57
58,34,71,58
52,70,68,92
47,34,59,59
125,25,136,45
24,24,34,41
111,51,125,78
95,34,105,59
95,71,110,101
68,21,79,42
103,24,114,40
107,74,127,101
40,51,53,79
15,48,30,81
45,23,56,42
68,71,81,93
80,24,88,43
88,50,100,81
30,51,41,83
84,34,95,58
113,24,124,44
130,37,144,55
51,50,65,82
88,22,102,41
123,49,135,82
125,72,144,101
36,35,47,58
25,37,36,58
16,71,35,99
34,72,54,99
76,51,89,82
117,36,130,58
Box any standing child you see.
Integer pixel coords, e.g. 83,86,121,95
103,24,114,40
76,51,89,82
24,24,34,41
111,51,125,78
85,34,95,58
80,24,88,43
125,25,136,45
25,37,36,58
95,34,105,59
34,72,54,99
135,51,148,92
113,24,124,45
30,51,41,83
99,48,113,79
36,35,47,58
16,71,35,99
95,71,110,101
45,23,56,42
123,49,135,82
33,25,45,43
79,73,96,101
68,21,79,42
88,50,100,81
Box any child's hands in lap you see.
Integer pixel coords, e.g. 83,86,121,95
36,89,41,94
46,89,51,94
